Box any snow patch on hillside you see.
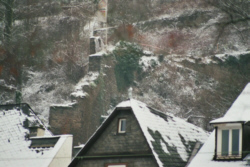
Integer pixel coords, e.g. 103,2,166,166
215,51,250,62
140,56,159,71
71,72,99,98
50,101,77,108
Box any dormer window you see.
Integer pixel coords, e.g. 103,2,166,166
118,118,126,133
215,123,242,159
221,129,240,156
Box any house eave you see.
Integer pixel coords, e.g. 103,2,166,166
75,152,154,160
210,121,245,125
214,157,243,161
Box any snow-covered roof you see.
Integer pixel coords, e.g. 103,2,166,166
0,103,71,167
118,100,209,167
210,83,250,124
188,131,246,167
70,99,209,167
189,83,250,167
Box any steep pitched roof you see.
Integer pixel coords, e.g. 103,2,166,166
188,131,246,167
0,103,71,167
189,83,250,167
210,83,250,124
70,99,209,167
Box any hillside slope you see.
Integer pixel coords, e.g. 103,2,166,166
0,0,249,136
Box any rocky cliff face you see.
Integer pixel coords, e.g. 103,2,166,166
0,0,250,145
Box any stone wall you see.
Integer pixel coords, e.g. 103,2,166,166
49,55,124,146
49,104,82,144
89,37,96,55
49,79,104,145
88,55,102,72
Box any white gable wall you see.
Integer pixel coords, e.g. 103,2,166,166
37,128,45,136
47,135,73,167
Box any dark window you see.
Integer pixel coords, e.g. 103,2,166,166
118,119,126,133
222,130,229,156
232,129,240,155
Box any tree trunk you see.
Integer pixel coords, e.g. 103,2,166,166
3,0,14,43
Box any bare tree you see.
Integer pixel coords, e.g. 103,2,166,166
205,0,250,51
108,0,153,25
207,0,250,20
0,0,14,45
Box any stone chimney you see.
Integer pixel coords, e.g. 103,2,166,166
89,36,104,72
29,126,45,137
90,37,96,55
90,36,104,55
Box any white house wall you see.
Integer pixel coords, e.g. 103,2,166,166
48,135,73,167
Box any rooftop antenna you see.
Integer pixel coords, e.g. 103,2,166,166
128,87,133,99
105,0,108,47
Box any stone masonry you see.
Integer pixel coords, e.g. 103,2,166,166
49,48,123,146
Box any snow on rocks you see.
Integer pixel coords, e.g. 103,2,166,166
139,56,159,71
50,101,77,108
215,51,250,62
71,72,99,98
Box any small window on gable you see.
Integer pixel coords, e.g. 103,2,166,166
118,118,126,133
